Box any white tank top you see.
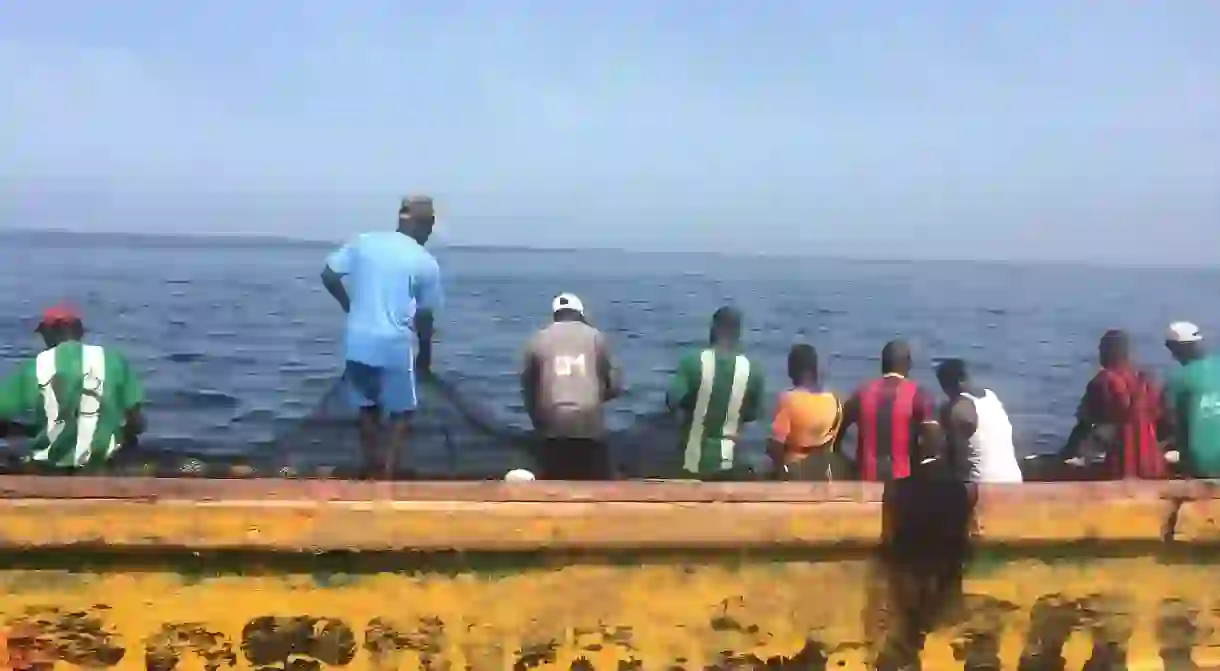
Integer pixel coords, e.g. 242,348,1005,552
960,390,1023,483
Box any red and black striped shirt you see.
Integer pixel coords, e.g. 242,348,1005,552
843,374,937,481
1079,366,1164,479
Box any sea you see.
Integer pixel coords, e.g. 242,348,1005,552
0,229,1216,475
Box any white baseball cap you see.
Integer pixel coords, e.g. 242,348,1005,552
1166,321,1203,344
504,468,535,482
552,293,585,316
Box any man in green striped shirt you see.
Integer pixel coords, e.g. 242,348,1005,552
666,307,765,478
0,304,146,469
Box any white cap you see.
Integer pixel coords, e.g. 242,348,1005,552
552,293,585,316
1166,321,1203,344
504,468,535,482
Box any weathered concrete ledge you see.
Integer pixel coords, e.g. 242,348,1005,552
0,476,1217,551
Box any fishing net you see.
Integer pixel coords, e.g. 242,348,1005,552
0,370,712,479
256,370,699,480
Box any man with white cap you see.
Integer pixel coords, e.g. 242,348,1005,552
520,293,622,479
1163,322,1220,477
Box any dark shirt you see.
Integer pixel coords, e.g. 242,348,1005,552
843,374,937,481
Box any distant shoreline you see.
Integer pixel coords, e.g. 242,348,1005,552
0,228,1214,271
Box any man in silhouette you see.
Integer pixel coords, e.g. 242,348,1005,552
321,195,443,479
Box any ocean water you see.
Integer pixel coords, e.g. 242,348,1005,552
0,230,1216,473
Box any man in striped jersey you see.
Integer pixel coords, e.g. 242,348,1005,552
0,304,145,469
666,307,765,479
837,340,942,481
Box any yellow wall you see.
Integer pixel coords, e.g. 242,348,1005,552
0,477,1218,670
1,553,1218,670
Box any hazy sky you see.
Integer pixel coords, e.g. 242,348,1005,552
2,1,1218,263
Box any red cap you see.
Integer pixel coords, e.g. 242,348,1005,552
36,303,82,330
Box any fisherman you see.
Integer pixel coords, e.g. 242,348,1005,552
0,304,146,469
836,340,942,481
320,195,443,479
767,343,844,481
1060,329,1164,479
520,293,622,480
666,307,765,479
1162,322,1220,478
934,358,1022,482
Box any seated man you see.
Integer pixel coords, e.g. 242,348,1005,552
0,304,145,469
1061,329,1164,479
521,293,622,480
666,307,765,479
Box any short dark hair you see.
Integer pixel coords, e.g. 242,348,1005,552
881,339,912,374
788,344,818,382
936,358,968,385
710,306,742,341
1100,329,1129,364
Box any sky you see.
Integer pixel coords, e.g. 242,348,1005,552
2,1,1218,263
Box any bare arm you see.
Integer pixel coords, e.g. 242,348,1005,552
415,309,434,373
944,398,977,475
320,267,351,314
833,393,859,474
596,333,623,401
521,349,541,430
123,406,147,444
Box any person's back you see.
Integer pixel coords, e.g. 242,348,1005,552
1091,365,1163,478
666,307,764,478
840,341,939,482
768,344,843,481
671,347,763,475
527,320,609,439
1062,330,1164,479
848,376,936,481
0,307,144,469
521,293,621,480
959,389,1022,483
337,231,441,369
1166,353,1220,476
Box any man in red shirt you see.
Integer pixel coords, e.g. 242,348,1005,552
838,340,943,481
1061,329,1165,479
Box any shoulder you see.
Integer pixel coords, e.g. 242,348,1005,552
949,396,977,422
676,349,705,372
6,358,37,380
415,245,441,273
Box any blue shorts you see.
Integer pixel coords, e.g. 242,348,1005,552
343,361,417,415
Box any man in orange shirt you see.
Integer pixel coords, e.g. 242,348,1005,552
768,344,844,480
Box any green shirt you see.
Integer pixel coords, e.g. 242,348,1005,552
1165,355,1220,476
0,341,143,467
667,348,765,476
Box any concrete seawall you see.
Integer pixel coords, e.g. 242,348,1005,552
0,477,1219,670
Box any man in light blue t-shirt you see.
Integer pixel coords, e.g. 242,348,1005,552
321,195,444,479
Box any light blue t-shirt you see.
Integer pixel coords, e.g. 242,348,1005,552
325,231,443,370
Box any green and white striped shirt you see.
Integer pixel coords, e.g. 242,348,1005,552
0,341,143,467
667,348,765,476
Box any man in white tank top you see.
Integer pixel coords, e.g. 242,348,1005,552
934,359,1023,483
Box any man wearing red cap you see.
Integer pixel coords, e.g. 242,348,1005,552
0,304,146,469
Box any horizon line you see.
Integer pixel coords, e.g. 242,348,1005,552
1,227,1215,271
